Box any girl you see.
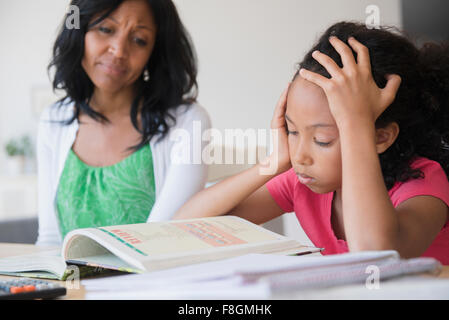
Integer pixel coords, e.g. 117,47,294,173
174,22,449,264
36,0,210,246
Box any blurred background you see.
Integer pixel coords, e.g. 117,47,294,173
0,0,447,243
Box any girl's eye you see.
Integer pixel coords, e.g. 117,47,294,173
287,130,298,136
314,138,331,147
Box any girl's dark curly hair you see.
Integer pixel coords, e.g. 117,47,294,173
293,21,449,190
48,0,198,150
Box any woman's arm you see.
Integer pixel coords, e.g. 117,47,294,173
35,106,64,246
36,124,55,246
147,104,211,222
300,36,448,257
147,161,209,222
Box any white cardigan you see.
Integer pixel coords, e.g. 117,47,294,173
36,101,211,246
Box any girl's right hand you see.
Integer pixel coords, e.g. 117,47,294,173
261,84,292,176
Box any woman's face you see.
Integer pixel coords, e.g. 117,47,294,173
81,0,157,94
285,76,342,194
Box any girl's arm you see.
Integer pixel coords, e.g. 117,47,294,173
338,108,448,258
174,86,292,223
173,164,284,224
300,36,448,258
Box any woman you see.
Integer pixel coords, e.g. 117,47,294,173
36,0,210,246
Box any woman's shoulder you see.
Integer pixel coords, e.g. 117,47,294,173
168,102,211,129
150,103,211,149
40,98,76,123
38,99,77,146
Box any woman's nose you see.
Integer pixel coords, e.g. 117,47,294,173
108,33,129,59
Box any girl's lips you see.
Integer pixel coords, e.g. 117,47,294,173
296,173,315,185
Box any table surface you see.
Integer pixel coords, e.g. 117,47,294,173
0,243,448,300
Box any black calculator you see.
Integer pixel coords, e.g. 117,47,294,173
0,278,67,300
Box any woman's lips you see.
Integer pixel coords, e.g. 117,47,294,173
296,173,315,185
98,62,127,76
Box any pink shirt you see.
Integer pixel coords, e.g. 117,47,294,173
266,157,449,265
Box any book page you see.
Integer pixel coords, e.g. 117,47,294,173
0,249,66,279
63,216,316,272
97,216,288,257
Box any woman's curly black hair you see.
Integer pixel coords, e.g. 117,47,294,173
48,0,198,150
293,21,449,190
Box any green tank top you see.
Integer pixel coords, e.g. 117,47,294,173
56,144,156,238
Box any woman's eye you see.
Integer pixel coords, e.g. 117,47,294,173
99,26,112,34
287,130,298,136
134,38,147,46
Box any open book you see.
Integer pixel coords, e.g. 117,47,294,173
0,216,321,280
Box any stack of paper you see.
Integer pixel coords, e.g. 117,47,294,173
82,250,442,299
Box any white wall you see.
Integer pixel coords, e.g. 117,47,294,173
173,0,402,131
0,0,68,173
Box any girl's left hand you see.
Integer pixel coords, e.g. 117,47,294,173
299,36,402,127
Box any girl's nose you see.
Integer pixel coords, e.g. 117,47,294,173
293,142,313,166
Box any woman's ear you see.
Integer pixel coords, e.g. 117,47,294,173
375,122,400,154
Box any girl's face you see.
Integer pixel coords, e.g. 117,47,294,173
286,76,342,194
81,0,157,94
